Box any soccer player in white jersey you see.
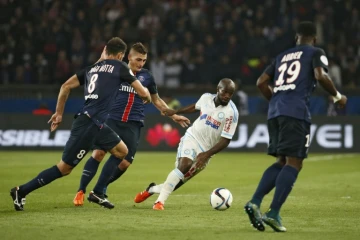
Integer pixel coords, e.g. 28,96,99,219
134,78,239,210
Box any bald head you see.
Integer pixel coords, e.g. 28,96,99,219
216,78,235,106
218,78,235,90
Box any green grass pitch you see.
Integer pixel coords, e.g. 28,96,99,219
0,151,359,240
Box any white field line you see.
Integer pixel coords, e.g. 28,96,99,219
307,154,357,162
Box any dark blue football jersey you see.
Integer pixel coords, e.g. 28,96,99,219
264,45,328,123
108,68,158,125
75,59,137,126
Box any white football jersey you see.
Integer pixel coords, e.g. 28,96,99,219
186,93,239,151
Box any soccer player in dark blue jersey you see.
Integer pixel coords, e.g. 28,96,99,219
10,37,151,211
73,43,190,207
244,22,347,232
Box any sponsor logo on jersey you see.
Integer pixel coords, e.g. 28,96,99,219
85,94,99,100
224,116,233,132
205,115,221,130
120,85,138,94
200,113,207,120
273,84,296,93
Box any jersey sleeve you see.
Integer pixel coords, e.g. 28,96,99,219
75,69,86,85
221,107,239,139
312,48,329,72
263,60,276,78
195,93,210,110
119,61,137,84
147,71,158,94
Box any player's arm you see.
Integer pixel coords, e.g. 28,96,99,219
131,80,151,103
257,60,275,101
313,49,347,107
48,74,81,132
196,110,239,169
163,103,197,116
195,137,231,170
163,93,209,116
257,73,273,101
151,94,190,127
119,62,151,103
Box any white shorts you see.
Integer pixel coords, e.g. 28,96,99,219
175,134,208,182
176,133,204,162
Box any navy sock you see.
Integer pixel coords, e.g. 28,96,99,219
269,165,299,217
19,165,62,196
251,162,283,207
107,167,126,186
78,157,100,193
93,156,121,195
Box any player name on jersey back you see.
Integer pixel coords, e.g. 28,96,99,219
88,64,115,74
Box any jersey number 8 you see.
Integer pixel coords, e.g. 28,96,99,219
88,74,98,93
275,61,301,86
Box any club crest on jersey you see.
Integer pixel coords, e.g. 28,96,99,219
184,149,191,155
218,112,225,119
138,76,145,82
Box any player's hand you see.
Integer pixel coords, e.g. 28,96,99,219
337,95,347,108
162,108,177,117
48,112,63,132
195,152,211,170
171,114,190,128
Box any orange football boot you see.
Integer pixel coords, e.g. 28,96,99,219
153,201,164,210
134,182,156,203
73,190,85,206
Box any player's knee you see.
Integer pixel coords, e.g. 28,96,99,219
57,161,73,176
119,159,131,171
92,150,106,162
110,142,128,159
177,158,193,174
286,157,303,171
276,156,286,166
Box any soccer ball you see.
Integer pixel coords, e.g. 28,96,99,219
210,188,233,210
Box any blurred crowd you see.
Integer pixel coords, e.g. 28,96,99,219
0,0,359,88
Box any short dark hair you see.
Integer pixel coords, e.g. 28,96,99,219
296,21,317,37
131,42,148,54
106,37,127,56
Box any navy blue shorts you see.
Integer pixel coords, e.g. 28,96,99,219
62,115,121,167
267,116,310,159
93,119,142,163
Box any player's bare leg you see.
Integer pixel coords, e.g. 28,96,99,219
263,156,302,232
74,150,106,206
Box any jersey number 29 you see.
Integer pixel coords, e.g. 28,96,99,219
275,61,301,86
88,74,98,93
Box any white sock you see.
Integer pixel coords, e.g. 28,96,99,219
149,184,163,194
155,168,184,204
